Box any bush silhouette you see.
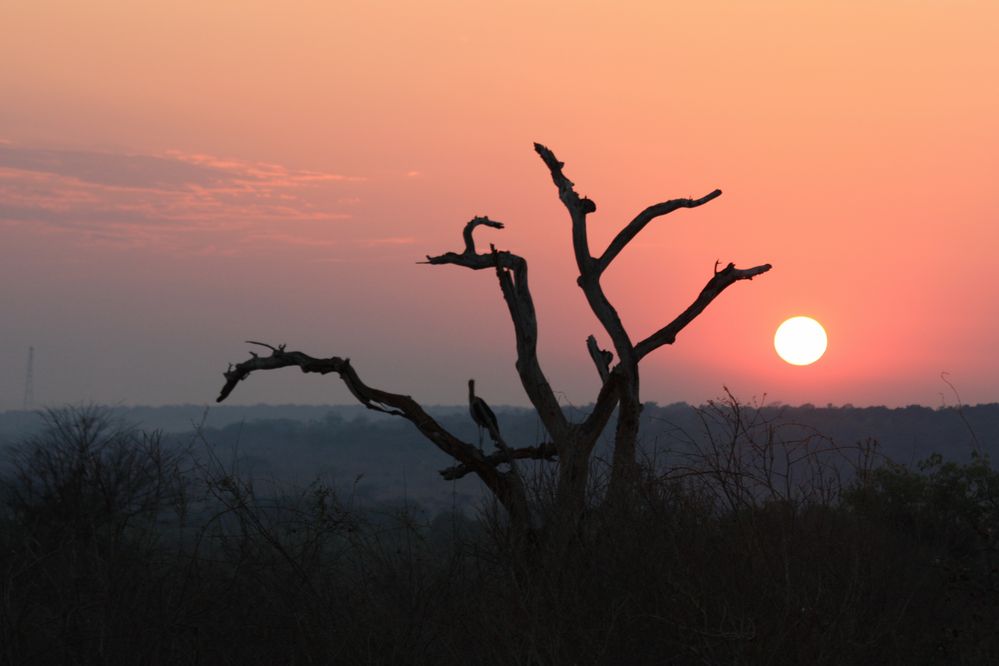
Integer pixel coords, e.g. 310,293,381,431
2,405,998,664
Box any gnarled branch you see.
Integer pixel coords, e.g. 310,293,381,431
596,189,723,274
533,143,598,218
534,142,597,273
462,215,504,254
488,245,570,441
535,143,636,369
424,220,570,441
636,262,773,359
216,342,529,520
422,216,505,267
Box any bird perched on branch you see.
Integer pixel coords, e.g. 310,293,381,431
468,379,500,448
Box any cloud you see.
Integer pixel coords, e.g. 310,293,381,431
0,146,231,190
0,144,361,253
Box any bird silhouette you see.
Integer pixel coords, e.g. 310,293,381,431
468,379,500,448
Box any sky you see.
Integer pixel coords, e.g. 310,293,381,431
1,0,998,411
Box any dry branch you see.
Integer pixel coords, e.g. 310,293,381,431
534,142,597,273
216,341,530,520
462,215,504,254
586,335,613,383
596,190,723,273
636,262,773,359
533,143,598,217
425,220,569,441
534,143,635,370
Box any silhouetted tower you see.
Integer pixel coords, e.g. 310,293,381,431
22,346,34,410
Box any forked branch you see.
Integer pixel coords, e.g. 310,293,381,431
425,218,569,441
216,341,529,518
535,143,635,366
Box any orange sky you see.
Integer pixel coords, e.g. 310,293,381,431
1,0,997,409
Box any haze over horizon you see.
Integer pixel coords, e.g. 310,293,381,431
3,1,998,411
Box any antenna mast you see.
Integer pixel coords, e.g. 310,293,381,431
23,346,34,410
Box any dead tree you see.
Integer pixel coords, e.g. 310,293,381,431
216,143,771,531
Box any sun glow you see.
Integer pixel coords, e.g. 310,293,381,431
774,316,827,366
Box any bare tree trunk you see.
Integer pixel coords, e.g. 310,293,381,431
609,380,642,498
533,143,769,504
556,432,597,514
215,143,772,535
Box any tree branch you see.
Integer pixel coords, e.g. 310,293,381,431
440,441,558,481
533,143,598,218
579,369,624,440
489,245,570,440
422,216,505,268
596,190,723,274
586,335,613,383
423,220,570,441
462,216,504,255
535,143,637,367
534,142,596,272
219,210,544,525
635,262,773,359
216,342,530,515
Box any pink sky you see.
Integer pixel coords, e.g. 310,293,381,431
2,1,998,410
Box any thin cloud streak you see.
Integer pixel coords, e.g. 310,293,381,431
0,144,361,253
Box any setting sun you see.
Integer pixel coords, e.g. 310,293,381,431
774,316,827,366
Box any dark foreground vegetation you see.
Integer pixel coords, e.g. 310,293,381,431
1,406,997,665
